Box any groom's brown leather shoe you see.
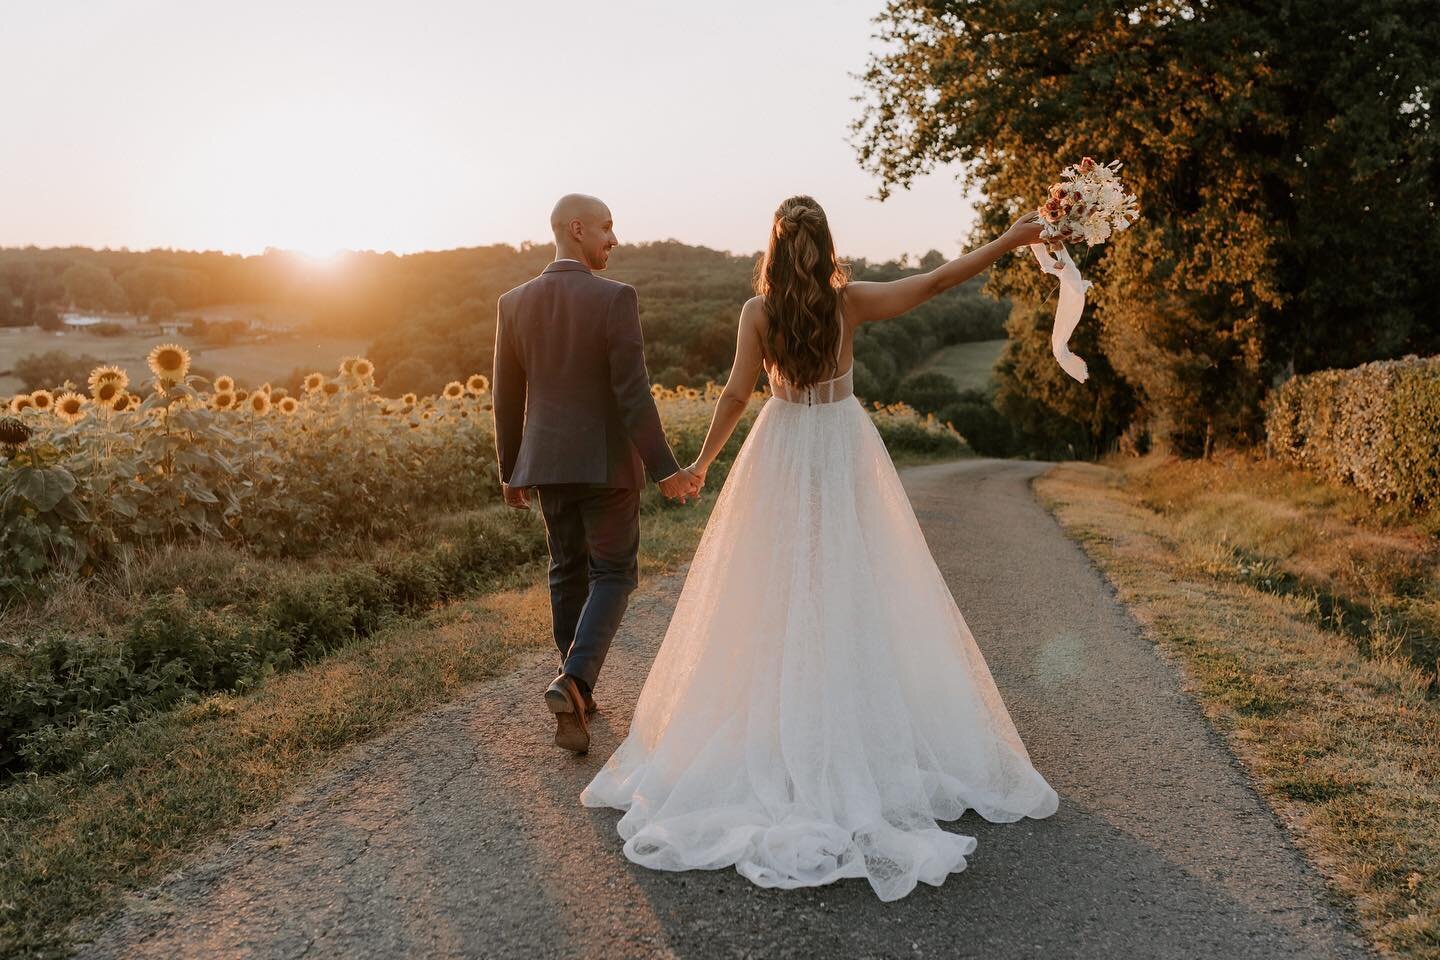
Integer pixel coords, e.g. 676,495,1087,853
544,674,590,753
556,667,597,718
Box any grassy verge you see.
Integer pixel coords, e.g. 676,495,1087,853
5,445,968,958
1034,451,1438,959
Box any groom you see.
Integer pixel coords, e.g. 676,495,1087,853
492,193,701,755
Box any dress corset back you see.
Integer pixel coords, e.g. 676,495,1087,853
766,305,854,406
768,364,854,405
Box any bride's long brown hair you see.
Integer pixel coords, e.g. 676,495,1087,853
754,195,851,388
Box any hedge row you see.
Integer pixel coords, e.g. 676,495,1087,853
1265,354,1440,508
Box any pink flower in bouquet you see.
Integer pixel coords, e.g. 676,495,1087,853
1078,157,1096,173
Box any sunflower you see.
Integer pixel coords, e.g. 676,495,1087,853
54,391,86,424
277,396,300,414
9,394,34,414
257,381,273,395
92,380,122,404
88,364,129,392
303,372,325,393
421,410,433,420
321,379,341,397
147,343,191,382
650,384,664,398
339,356,358,376
212,390,238,411
685,388,701,400
247,391,272,415
443,381,464,400
111,392,132,412
401,392,418,406
234,388,249,402
352,357,375,380
214,375,236,393
465,373,489,396
0,416,32,445
125,394,141,411
29,389,54,411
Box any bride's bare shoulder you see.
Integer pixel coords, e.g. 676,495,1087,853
741,295,768,332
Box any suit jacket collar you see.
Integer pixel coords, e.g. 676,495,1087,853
542,259,593,275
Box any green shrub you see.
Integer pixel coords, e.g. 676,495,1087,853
895,372,962,414
869,401,969,457
1266,355,1440,508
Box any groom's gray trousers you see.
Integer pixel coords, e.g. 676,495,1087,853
491,260,681,696
533,484,640,694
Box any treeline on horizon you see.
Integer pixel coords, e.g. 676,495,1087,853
0,241,1009,418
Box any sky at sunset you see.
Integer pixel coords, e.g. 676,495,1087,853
2,0,982,263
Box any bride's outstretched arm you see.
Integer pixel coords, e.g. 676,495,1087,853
844,213,1043,325
689,297,766,479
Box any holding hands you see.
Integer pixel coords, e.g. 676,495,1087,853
659,466,704,504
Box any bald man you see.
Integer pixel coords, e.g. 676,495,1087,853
492,193,701,754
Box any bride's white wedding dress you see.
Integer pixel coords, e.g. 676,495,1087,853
581,318,1059,901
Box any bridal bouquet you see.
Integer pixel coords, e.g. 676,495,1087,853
1028,157,1138,383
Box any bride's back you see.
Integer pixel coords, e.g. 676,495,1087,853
757,298,855,407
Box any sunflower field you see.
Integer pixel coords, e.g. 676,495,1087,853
1,344,966,591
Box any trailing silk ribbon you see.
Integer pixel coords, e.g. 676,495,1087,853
1028,241,1092,384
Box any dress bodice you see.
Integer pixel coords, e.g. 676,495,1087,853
766,362,855,406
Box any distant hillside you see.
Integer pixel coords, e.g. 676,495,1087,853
0,242,1008,400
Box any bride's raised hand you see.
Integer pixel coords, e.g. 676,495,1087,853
1003,211,1044,250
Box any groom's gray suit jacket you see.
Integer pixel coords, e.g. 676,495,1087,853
492,260,680,489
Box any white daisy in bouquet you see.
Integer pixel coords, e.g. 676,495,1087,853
1028,157,1139,384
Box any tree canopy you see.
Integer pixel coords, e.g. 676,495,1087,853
854,0,1440,454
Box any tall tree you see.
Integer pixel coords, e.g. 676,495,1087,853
854,0,1440,455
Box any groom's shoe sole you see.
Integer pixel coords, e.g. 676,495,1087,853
544,677,590,754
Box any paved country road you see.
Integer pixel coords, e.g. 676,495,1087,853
71,459,1374,960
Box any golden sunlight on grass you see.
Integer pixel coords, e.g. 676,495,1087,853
1035,453,1439,959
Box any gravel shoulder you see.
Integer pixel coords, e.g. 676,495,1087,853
70,459,1373,960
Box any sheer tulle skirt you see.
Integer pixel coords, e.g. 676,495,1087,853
580,395,1059,901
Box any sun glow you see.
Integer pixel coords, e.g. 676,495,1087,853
2,2,980,261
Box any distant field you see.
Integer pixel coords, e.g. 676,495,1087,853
915,338,1007,392
0,326,371,394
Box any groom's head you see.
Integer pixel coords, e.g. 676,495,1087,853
551,194,617,271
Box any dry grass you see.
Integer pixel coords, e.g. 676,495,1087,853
1036,451,1439,959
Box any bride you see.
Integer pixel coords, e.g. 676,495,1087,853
580,196,1058,901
